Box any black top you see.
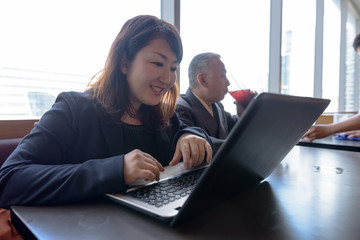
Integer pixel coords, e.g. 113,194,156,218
120,122,161,163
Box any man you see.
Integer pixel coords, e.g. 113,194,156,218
176,52,238,153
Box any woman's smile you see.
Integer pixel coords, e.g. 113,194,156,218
150,84,165,95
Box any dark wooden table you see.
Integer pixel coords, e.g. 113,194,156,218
11,146,360,240
298,135,360,152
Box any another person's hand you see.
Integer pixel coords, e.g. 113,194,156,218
123,149,164,185
169,133,212,169
248,90,258,99
338,130,360,138
229,89,258,116
302,124,331,141
234,101,245,117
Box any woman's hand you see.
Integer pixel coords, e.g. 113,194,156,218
123,149,164,185
169,133,213,169
302,124,330,141
339,130,360,138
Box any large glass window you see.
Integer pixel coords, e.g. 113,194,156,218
2,0,359,120
281,0,316,97
0,0,160,120
180,0,270,115
322,0,341,112
345,12,357,111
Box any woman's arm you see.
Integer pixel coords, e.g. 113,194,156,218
0,92,126,208
303,113,360,141
330,114,360,133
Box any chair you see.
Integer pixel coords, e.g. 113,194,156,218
0,138,22,167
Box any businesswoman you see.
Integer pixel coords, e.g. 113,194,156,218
0,15,213,209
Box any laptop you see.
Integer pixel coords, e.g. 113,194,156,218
106,92,330,227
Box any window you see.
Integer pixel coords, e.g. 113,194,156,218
281,0,316,97
0,0,160,120
180,0,270,115
1,0,359,121
345,12,357,111
322,0,341,112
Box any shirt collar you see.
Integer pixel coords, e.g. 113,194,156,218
192,91,214,117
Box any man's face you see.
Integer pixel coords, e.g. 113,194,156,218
203,58,230,103
357,47,360,55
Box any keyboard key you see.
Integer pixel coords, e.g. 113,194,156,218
127,168,205,207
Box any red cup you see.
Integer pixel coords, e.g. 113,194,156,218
229,89,257,108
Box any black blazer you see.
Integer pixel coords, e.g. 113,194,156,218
0,91,212,208
176,88,238,152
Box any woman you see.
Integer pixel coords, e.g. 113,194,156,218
0,15,213,208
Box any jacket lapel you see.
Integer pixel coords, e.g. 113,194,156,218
99,118,125,157
186,90,218,137
213,103,228,139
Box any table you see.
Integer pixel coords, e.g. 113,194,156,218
11,146,360,240
297,135,360,152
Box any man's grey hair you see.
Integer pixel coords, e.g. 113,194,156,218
188,52,221,89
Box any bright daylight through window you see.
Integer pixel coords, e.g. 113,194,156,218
0,0,160,120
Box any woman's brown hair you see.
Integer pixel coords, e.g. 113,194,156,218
87,15,183,130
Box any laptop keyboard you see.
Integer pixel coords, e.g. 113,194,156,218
127,168,205,208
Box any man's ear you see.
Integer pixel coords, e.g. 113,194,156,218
197,73,207,87
120,55,128,74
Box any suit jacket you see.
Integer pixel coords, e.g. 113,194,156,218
0,91,212,208
176,88,238,152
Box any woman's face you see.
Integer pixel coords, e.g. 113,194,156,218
123,38,178,110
